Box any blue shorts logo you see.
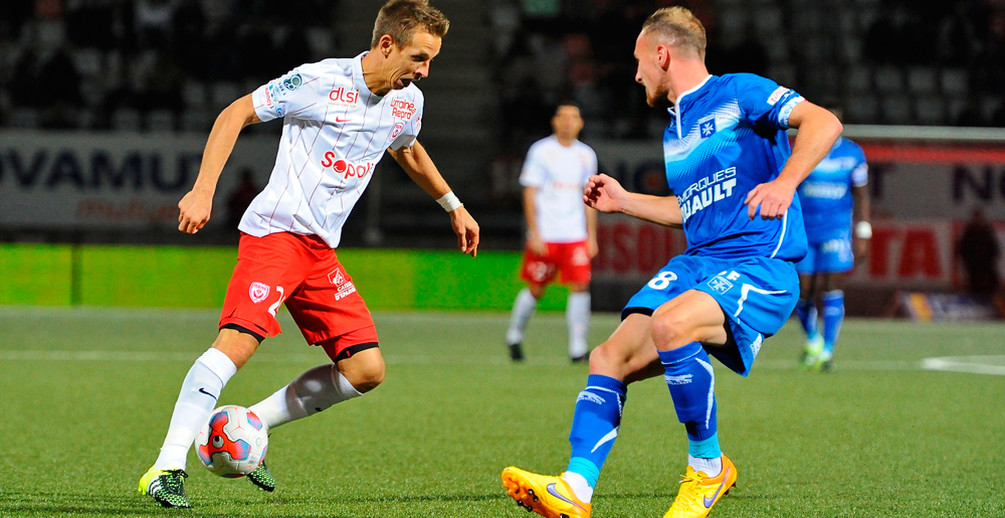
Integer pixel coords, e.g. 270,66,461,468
707,275,733,294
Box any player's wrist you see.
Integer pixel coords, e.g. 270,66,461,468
855,220,873,239
436,191,463,212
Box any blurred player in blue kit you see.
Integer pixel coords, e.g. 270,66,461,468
794,106,871,372
501,6,842,518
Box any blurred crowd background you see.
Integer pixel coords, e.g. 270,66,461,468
1,0,1003,134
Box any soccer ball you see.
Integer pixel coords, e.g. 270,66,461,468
195,405,268,478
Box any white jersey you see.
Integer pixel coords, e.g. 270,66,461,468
240,52,423,248
519,135,598,243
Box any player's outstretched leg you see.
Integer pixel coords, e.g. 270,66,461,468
247,462,276,492
245,361,371,493
663,455,737,518
138,467,191,508
501,466,592,518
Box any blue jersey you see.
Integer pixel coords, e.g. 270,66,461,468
797,136,868,244
664,73,807,262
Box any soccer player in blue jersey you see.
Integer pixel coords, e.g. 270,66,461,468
794,108,871,372
501,7,842,518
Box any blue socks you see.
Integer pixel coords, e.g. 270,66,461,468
658,342,720,457
796,297,819,340
564,344,722,491
821,290,845,354
566,374,627,488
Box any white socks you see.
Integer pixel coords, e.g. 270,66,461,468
506,287,538,345
688,454,723,477
508,288,590,358
567,292,591,359
562,471,594,502
249,364,363,430
153,348,237,471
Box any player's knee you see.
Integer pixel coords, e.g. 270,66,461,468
588,341,634,378
212,328,261,369
650,307,692,349
342,351,385,393
354,367,384,393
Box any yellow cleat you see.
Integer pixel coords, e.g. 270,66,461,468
502,466,592,518
800,335,825,370
138,466,191,508
663,455,737,518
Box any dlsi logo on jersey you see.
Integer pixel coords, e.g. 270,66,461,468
679,167,737,223
328,86,359,108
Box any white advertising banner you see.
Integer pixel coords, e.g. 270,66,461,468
0,130,279,229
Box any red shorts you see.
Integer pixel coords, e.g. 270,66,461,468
520,240,592,286
220,232,378,361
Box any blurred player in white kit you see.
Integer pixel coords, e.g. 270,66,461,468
505,102,598,363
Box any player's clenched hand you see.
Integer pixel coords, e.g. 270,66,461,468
745,178,797,220
583,173,626,214
450,205,480,257
527,234,547,256
177,189,213,234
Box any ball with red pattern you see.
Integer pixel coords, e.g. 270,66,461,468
195,405,268,477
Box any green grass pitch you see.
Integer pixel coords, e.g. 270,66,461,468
1,306,1003,517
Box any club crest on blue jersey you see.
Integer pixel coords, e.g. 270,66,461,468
699,115,717,138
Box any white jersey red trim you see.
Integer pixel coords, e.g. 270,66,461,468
519,135,598,243
240,52,423,248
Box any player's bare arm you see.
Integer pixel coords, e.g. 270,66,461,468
522,186,546,256
388,141,480,256
745,100,842,220
584,173,683,228
585,205,599,258
178,94,261,234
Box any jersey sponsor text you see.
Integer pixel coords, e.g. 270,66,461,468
679,167,737,222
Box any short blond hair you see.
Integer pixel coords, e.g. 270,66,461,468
371,0,450,49
641,6,706,60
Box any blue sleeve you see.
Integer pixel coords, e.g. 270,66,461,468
729,73,805,130
848,140,869,187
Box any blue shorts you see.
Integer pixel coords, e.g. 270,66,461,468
623,254,799,376
796,230,853,274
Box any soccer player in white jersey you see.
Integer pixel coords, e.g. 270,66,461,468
502,7,842,518
138,0,479,509
506,102,599,363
